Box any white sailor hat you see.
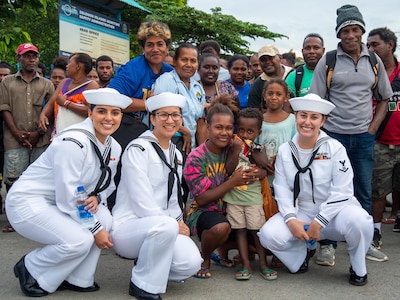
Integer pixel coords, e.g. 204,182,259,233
146,92,187,113
289,93,336,115
83,88,131,109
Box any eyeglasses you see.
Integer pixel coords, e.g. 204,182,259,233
154,112,182,121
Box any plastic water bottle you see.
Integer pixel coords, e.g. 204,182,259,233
303,225,317,250
76,185,95,229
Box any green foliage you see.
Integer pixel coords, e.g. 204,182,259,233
18,1,59,71
175,0,187,7
130,1,285,56
0,0,51,66
1,0,285,70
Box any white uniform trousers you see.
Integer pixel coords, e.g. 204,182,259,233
258,205,373,276
7,204,112,293
111,216,202,294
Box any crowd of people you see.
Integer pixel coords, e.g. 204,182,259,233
0,3,399,299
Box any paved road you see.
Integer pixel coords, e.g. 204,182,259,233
1,212,399,300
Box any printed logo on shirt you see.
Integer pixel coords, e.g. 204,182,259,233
388,91,400,111
205,162,227,178
373,91,400,114
196,91,203,103
338,160,349,173
142,88,151,100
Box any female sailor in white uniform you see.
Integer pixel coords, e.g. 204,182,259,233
258,94,373,286
111,92,202,300
6,88,131,297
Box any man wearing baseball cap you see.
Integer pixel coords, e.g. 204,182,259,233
0,43,54,232
16,43,39,56
248,44,292,109
310,5,393,265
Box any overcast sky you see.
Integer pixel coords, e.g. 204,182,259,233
188,0,400,57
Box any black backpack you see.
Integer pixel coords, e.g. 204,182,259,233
325,49,379,98
287,50,379,98
325,49,389,140
286,64,305,97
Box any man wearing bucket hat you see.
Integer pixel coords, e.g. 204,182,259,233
111,92,202,300
6,88,130,296
309,4,392,265
258,93,373,285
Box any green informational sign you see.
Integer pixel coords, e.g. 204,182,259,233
59,0,130,67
